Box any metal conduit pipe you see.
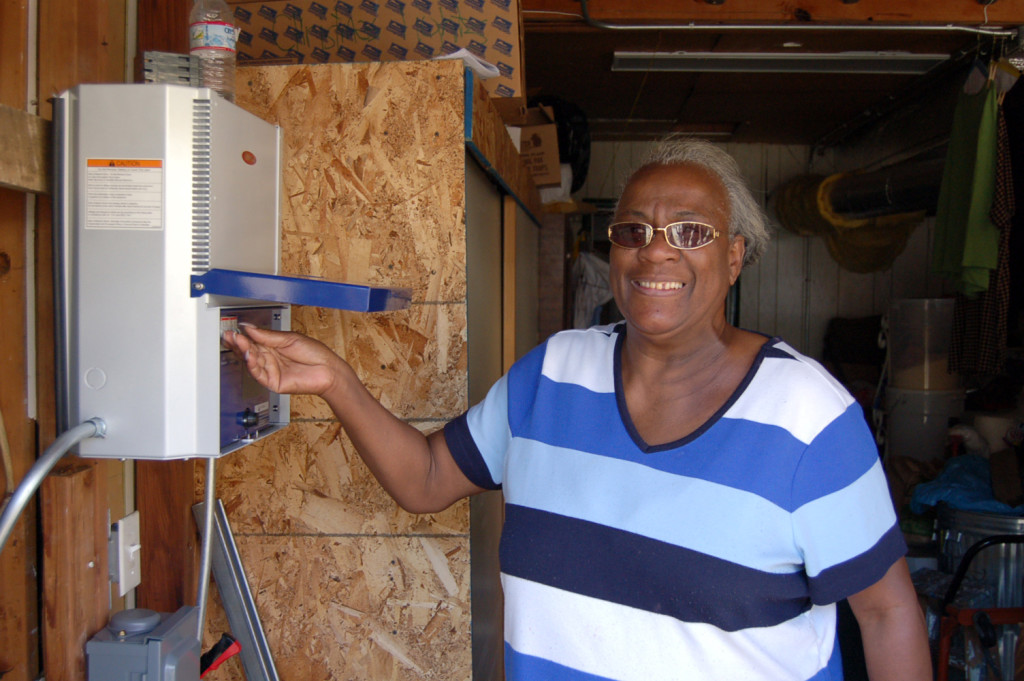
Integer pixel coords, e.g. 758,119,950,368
195,456,216,642
0,418,107,556
577,0,1018,38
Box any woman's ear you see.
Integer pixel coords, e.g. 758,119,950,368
728,235,746,284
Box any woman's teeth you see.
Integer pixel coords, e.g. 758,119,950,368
637,281,683,290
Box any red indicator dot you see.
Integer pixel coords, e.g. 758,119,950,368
242,151,257,165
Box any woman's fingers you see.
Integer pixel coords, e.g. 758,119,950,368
238,323,292,349
224,329,276,388
224,326,338,395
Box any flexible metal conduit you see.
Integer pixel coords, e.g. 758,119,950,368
577,0,1018,37
0,417,217,645
0,418,107,556
827,158,946,219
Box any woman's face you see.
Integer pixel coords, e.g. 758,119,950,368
609,162,745,343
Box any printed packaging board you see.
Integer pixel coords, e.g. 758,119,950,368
496,99,560,186
230,0,524,97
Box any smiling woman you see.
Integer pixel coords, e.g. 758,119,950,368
576,137,930,681
609,161,745,353
223,137,932,681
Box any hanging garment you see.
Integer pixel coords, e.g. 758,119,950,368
951,108,1015,375
932,82,1001,295
571,251,613,329
1003,78,1024,345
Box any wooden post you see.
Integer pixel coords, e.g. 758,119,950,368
0,2,39,680
0,414,40,681
0,187,40,681
134,460,199,614
40,462,110,681
33,3,129,680
130,0,199,618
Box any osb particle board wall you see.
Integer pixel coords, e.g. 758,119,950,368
201,60,481,680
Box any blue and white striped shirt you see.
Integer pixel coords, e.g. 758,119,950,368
444,324,905,681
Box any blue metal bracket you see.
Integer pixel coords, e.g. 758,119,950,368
190,269,412,312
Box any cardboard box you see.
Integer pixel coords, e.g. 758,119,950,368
494,98,560,186
229,0,524,97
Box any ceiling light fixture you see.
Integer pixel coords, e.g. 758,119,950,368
589,120,738,140
611,50,949,75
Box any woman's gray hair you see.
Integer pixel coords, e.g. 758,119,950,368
629,136,771,267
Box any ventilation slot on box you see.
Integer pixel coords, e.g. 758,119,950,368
191,98,212,273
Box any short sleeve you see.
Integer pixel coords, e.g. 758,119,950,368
443,373,511,490
790,404,906,604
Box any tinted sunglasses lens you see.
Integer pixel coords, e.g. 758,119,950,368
609,222,651,248
668,222,715,249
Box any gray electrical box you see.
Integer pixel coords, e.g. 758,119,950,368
86,607,200,681
53,83,411,460
53,83,289,459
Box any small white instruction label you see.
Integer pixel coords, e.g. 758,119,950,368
85,159,163,230
220,316,239,334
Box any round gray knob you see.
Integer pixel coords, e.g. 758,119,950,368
107,608,161,637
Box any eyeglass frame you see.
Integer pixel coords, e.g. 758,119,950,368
607,220,722,251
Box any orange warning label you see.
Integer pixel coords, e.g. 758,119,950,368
85,158,164,230
87,159,163,168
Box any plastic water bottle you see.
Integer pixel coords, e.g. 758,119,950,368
188,0,236,102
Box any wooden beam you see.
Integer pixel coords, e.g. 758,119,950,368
523,0,1024,25
40,462,110,681
0,106,51,195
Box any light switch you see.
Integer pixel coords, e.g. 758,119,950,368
109,511,142,596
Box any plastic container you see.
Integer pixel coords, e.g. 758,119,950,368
887,298,957,390
885,387,964,460
188,0,236,102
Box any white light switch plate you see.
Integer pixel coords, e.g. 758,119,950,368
111,510,142,596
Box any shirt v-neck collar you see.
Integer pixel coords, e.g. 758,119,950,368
611,323,774,454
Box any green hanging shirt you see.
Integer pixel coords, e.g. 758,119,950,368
932,82,999,295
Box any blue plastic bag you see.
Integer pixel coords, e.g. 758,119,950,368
910,454,1024,515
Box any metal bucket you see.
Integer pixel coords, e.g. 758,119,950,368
938,505,1024,607
937,505,1024,680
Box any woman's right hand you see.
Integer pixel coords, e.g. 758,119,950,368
222,325,346,397
224,324,484,513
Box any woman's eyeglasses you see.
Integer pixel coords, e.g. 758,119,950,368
607,221,721,251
